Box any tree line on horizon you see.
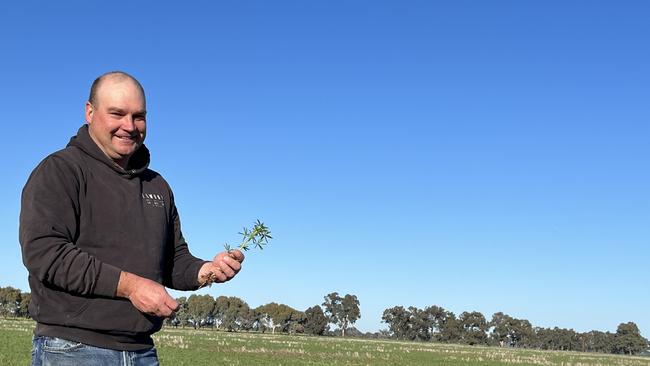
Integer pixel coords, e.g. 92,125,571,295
165,292,360,338
1,286,647,355
381,305,648,356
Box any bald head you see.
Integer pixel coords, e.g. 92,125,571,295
89,71,146,107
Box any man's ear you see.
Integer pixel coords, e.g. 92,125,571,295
85,101,94,124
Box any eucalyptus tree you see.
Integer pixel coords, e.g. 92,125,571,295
0,286,22,318
381,306,411,340
256,302,304,334
219,296,251,331
187,294,215,328
304,305,328,335
322,292,360,337
582,330,615,353
490,312,533,347
614,322,647,355
459,311,488,345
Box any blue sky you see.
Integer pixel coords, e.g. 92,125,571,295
1,1,648,336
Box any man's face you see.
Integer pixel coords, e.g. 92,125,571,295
85,78,147,168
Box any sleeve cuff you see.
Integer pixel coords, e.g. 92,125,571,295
93,262,122,297
186,260,211,290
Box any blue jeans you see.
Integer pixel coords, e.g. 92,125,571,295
32,336,159,366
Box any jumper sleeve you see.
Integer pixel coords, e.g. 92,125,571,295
163,190,208,291
19,155,122,298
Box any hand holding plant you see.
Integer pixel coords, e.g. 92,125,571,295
199,220,271,288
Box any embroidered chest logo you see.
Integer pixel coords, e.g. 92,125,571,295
142,193,165,208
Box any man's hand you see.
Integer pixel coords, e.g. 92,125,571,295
198,250,245,286
116,271,179,318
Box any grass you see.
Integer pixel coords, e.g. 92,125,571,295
0,318,33,365
2,318,649,366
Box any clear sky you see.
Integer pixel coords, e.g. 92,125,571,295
1,1,648,336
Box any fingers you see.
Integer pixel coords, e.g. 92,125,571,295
222,255,242,274
208,263,229,282
147,295,178,318
148,295,178,318
165,296,180,312
228,249,245,263
126,275,179,317
200,250,245,286
215,255,242,278
214,250,244,264
155,305,173,318
213,267,228,282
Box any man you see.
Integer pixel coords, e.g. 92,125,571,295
20,71,243,365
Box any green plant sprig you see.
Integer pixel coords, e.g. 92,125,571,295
224,219,272,252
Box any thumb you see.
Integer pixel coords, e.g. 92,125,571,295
229,249,245,263
165,295,180,312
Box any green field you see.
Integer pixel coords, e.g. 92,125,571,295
2,318,649,366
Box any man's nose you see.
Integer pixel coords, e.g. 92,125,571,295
121,115,136,132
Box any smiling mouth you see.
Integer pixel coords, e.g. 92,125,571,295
115,135,138,142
